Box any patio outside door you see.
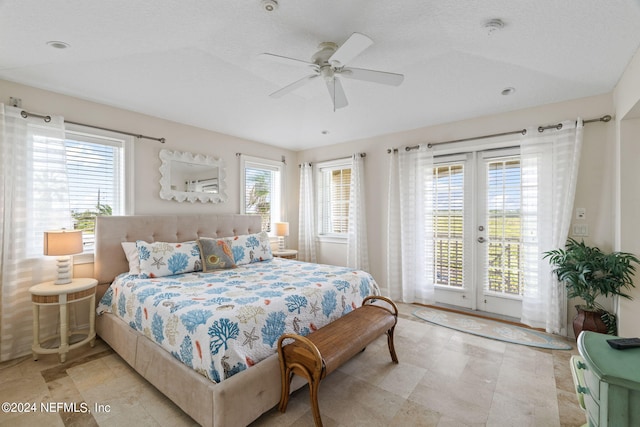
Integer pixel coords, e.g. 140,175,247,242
432,148,524,318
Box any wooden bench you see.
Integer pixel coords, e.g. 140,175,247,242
277,295,398,427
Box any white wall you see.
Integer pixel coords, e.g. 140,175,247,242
0,79,300,277
297,93,616,335
617,118,640,337
3,77,626,337
613,46,640,337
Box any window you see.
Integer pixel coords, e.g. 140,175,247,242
317,159,351,237
240,155,284,232
65,125,132,251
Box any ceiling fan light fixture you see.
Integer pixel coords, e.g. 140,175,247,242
320,66,335,82
261,0,278,12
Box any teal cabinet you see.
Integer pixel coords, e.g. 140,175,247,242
572,331,640,426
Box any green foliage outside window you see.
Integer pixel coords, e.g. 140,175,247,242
246,171,271,232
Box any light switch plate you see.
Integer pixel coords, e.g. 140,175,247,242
573,224,589,236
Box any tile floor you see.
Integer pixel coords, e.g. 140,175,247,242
0,303,587,426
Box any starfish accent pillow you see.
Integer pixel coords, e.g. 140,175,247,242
136,240,202,278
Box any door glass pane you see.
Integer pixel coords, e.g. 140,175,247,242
486,158,523,296
433,164,464,287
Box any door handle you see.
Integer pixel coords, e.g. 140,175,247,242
477,237,486,243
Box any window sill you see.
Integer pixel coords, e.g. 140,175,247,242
434,285,466,292
316,235,347,244
73,253,95,265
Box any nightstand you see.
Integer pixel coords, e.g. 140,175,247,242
273,249,298,260
29,278,98,363
571,331,640,426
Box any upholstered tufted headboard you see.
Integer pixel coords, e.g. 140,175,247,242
94,214,262,285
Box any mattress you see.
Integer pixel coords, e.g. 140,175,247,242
97,257,380,383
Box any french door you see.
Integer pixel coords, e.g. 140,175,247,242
432,148,524,318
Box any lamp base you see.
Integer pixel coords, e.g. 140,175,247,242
278,236,285,251
54,256,73,285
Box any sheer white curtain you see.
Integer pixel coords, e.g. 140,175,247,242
387,145,435,303
298,162,317,263
347,153,369,270
0,104,70,361
520,119,583,334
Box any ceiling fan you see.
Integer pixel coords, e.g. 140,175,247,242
260,32,404,110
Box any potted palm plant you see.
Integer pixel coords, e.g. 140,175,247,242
543,238,639,336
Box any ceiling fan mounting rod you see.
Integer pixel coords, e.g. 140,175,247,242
312,42,338,66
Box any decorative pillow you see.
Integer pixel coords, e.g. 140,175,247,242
136,240,202,278
121,242,141,275
197,237,236,271
229,231,273,265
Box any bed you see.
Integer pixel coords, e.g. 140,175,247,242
93,214,380,427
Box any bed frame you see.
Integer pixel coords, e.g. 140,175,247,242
94,214,305,427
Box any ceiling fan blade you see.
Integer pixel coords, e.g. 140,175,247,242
329,32,373,67
326,77,348,110
340,67,404,86
259,53,319,71
269,74,319,98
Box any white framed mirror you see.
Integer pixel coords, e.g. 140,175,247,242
159,149,227,203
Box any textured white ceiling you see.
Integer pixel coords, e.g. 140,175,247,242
1,0,640,150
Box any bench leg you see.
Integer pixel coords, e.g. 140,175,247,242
309,377,323,427
280,364,325,427
279,369,293,412
387,326,399,363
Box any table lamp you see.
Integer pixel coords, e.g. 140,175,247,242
43,229,83,285
274,222,289,250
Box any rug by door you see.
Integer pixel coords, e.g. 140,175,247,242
413,307,572,350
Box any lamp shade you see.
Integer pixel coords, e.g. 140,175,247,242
274,222,289,237
43,230,83,256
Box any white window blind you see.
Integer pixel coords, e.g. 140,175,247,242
317,160,351,236
433,163,464,287
26,121,71,257
65,128,129,251
240,156,283,232
486,158,523,296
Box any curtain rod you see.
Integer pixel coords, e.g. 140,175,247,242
19,110,166,143
387,114,612,153
299,152,366,167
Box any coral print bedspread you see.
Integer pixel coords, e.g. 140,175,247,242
97,258,380,383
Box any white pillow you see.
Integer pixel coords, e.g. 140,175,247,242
121,242,141,275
